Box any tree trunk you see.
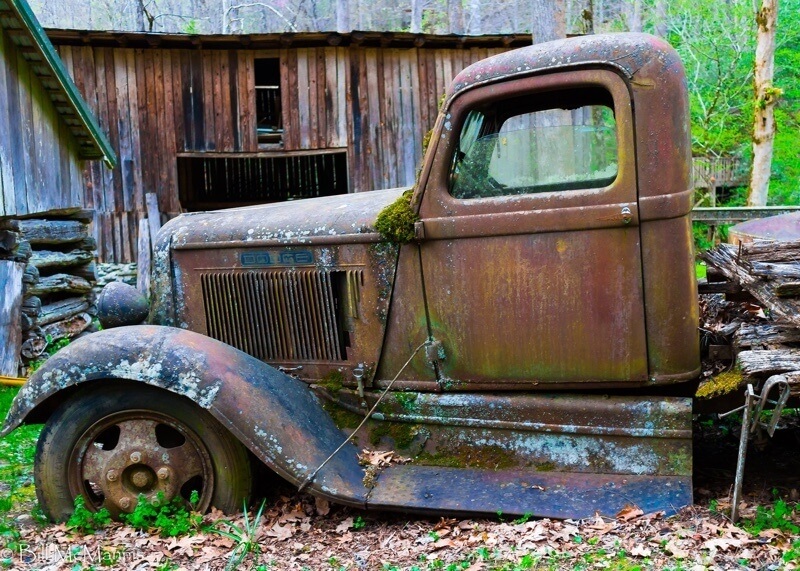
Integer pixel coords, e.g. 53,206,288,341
654,0,668,38
133,0,146,31
411,0,423,33
748,0,779,206
531,0,566,43
628,0,643,32
449,0,465,34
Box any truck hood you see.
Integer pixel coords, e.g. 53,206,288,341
162,187,409,249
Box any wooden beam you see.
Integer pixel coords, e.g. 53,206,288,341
0,261,24,377
145,192,162,248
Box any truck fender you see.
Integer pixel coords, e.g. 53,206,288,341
1,325,367,506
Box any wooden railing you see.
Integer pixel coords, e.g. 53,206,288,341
692,206,800,223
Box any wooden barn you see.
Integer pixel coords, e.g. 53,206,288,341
0,0,115,377
0,0,115,217
45,29,532,263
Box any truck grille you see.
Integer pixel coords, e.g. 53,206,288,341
200,269,360,362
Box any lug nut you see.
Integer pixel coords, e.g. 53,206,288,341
157,467,170,481
130,451,142,463
119,497,131,510
106,469,118,482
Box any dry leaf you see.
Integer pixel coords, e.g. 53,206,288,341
616,505,644,522
630,544,652,557
665,539,688,558
266,522,294,541
335,517,354,534
315,497,331,516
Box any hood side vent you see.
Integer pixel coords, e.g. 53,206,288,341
201,269,361,362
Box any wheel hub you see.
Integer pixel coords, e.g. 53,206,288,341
70,412,214,516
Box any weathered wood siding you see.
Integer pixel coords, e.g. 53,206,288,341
0,27,84,218
55,42,506,262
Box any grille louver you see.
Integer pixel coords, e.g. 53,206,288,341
201,269,361,362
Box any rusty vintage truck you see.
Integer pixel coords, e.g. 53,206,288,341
3,33,707,521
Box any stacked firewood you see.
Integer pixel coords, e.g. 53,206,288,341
0,210,97,376
700,239,800,390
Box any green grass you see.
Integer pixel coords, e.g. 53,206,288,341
0,386,43,546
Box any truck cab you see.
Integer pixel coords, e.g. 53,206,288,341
5,33,701,521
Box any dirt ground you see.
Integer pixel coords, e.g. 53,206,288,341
2,416,799,571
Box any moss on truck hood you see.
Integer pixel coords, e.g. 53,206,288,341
161,187,410,249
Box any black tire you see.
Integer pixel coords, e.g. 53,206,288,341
35,383,251,521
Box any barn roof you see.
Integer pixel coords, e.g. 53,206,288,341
0,0,116,167
44,28,536,51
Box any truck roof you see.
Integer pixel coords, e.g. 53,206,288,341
446,33,683,107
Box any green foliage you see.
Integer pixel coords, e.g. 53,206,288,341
209,499,267,571
122,491,202,537
784,539,800,563
0,387,41,547
375,190,419,244
740,495,800,535
183,19,199,34
67,495,111,534
352,515,366,530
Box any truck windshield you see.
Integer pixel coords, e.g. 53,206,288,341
450,101,618,199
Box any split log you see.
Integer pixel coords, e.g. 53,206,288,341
20,313,33,332
750,262,800,280
74,236,97,251
742,239,800,263
20,336,46,359
0,261,24,376
30,249,94,270
698,279,742,295
72,262,97,283
22,263,39,285
63,209,94,223
38,297,90,326
27,274,92,296
0,219,20,232
737,349,800,377
0,230,18,253
11,240,31,261
776,282,800,298
43,312,92,342
702,244,800,327
18,219,88,245
734,324,800,348
21,296,41,316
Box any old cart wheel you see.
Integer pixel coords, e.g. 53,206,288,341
35,384,252,521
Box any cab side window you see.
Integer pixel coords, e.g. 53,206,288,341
450,87,618,199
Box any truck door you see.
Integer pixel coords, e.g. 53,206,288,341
418,69,648,389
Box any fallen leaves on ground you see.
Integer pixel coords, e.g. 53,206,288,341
3,493,797,570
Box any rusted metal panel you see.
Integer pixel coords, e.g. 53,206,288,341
729,212,800,244
174,240,398,387
416,68,648,389
1,325,368,507
327,389,692,476
369,467,691,519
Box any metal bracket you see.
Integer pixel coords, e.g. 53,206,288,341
425,339,445,366
724,374,793,522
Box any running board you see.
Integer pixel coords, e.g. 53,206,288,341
367,466,691,519
320,392,693,518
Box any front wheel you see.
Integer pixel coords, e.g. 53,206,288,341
35,384,252,521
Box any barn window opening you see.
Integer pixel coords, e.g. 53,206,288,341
255,58,282,145
178,151,349,211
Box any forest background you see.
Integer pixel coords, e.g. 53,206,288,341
29,0,800,209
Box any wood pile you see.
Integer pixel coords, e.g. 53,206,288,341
0,210,97,377
700,240,800,393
